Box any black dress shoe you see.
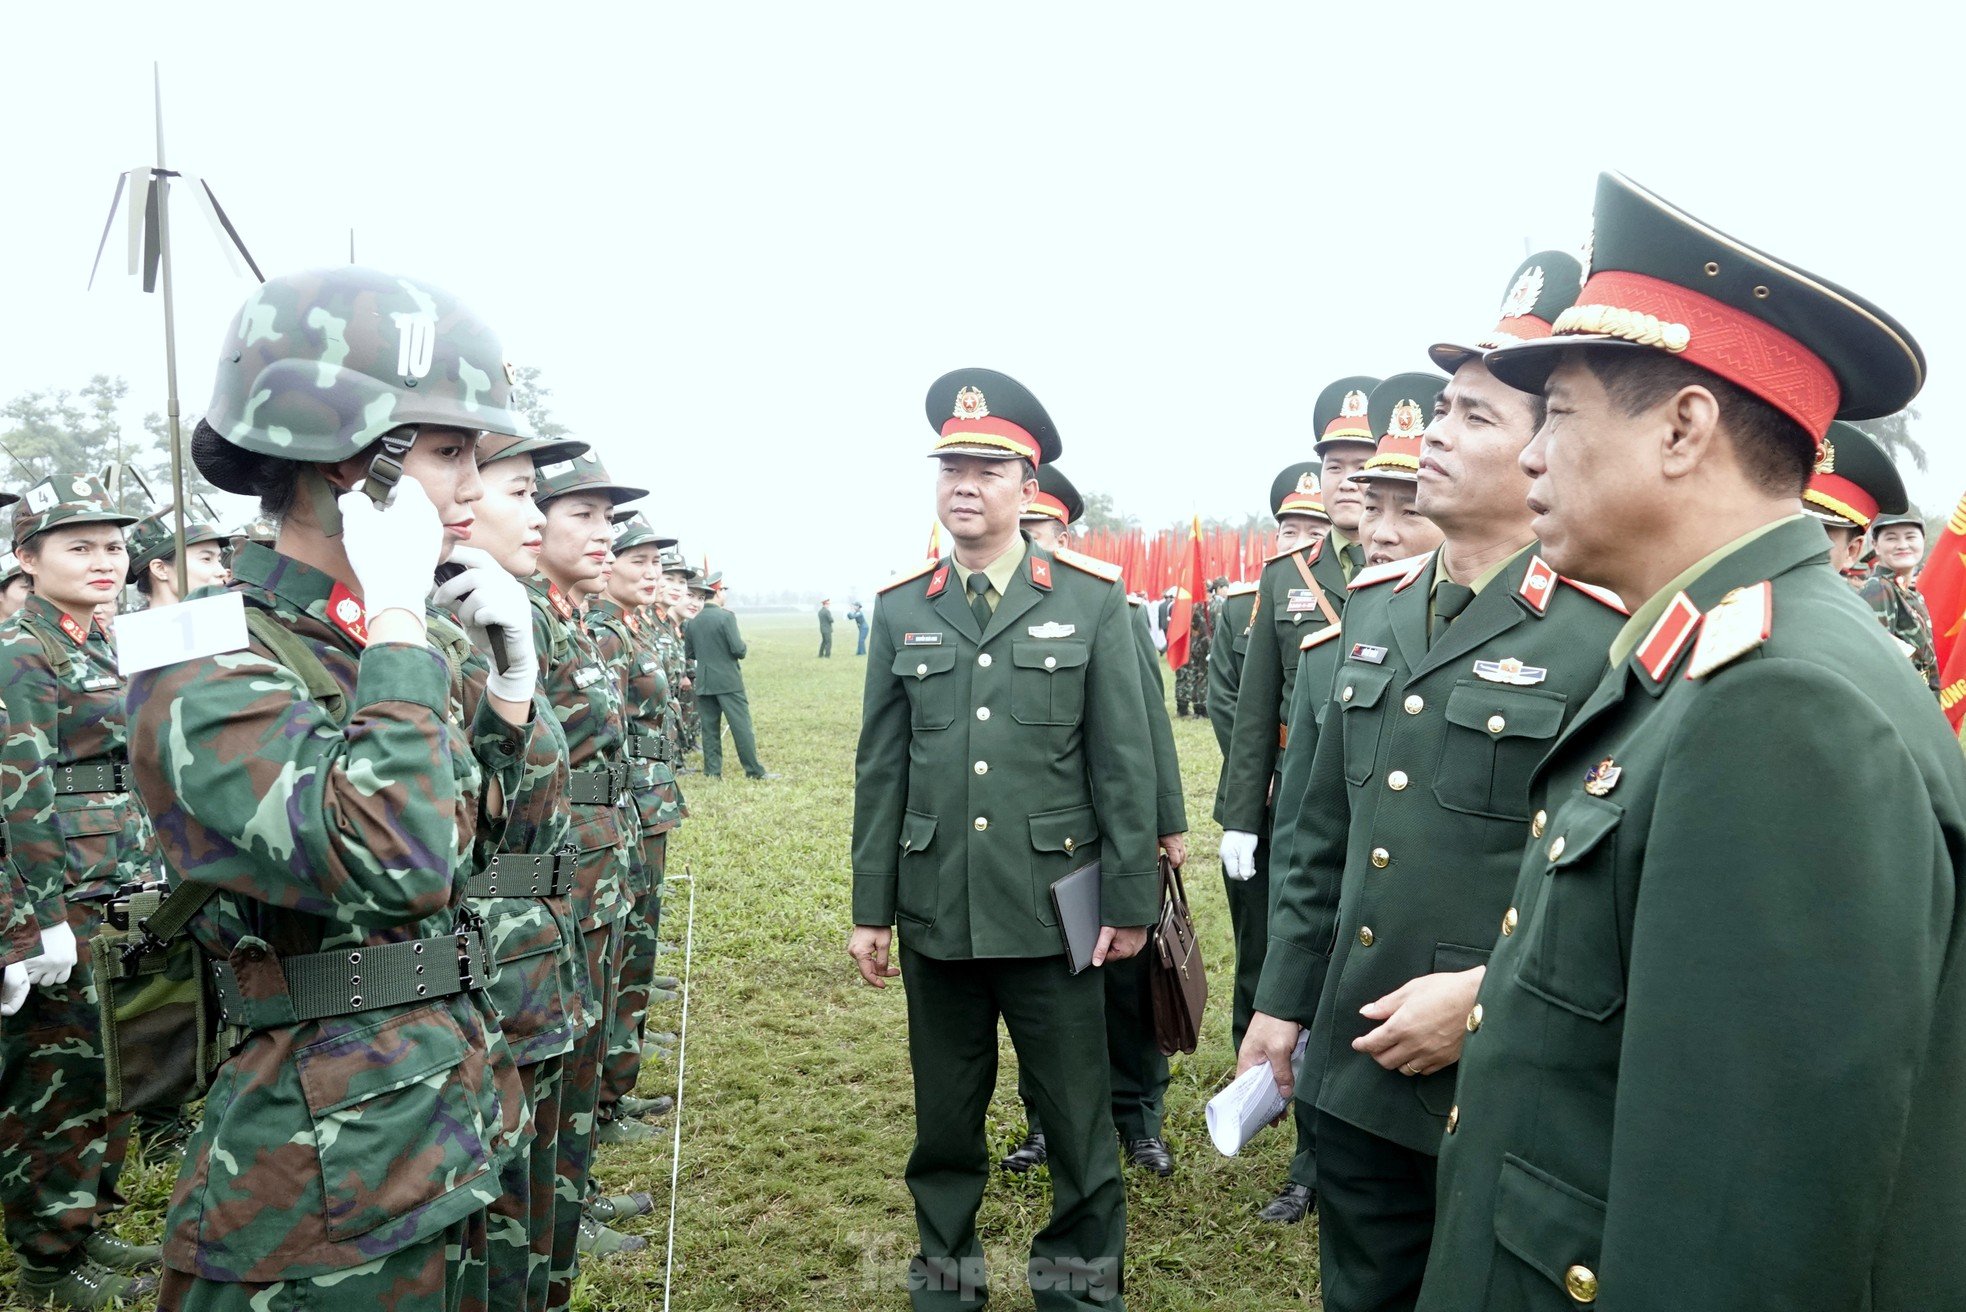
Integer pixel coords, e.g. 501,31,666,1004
1000,1130,1048,1173
1123,1137,1175,1177
1256,1181,1314,1224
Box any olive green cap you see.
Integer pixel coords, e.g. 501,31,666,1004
1022,464,1084,526
1804,422,1907,531
659,544,689,574
1871,507,1925,534
477,431,589,467
12,472,136,546
611,511,678,553
1269,461,1326,520
1430,251,1586,376
124,507,225,582
1356,372,1446,484
535,449,648,507
1312,376,1382,455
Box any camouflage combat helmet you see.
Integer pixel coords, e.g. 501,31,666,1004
535,449,647,508
11,472,136,547
125,506,225,583
610,511,678,555
199,266,532,493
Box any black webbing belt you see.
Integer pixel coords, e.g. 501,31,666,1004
209,923,492,1031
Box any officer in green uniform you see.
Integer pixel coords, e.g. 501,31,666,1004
1219,376,1376,1225
849,368,1158,1311
1422,172,1965,1311
685,573,772,778
128,267,534,1312
1803,421,1908,576
125,506,229,608
1249,257,1625,1312
1857,506,1939,691
1004,463,1185,1179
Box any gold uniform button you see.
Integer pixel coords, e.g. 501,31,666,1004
1063,837,1076,853
1531,809,1547,838
1387,770,1408,791
1044,655,1057,670
1466,1004,1483,1033
1370,847,1389,868
1548,835,1566,861
976,707,991,721
1357,926,1375,947
973,817,988,832
977,653,992,668
916,662,929,676
973,761,988,775
1502,906,1518,936
1487,714,1506,734
1342,685,1355,703
1403,694,1424,715
1446,1104,1459,1134
1564,1264,1598,1305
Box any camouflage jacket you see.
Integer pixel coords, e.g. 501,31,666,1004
428,606,587,1065
1857,564,1940,691
0,698,42,966
586,599,683,842
0,594,159,924
126,545,525,1281
524,576,633,932
650,606,690,756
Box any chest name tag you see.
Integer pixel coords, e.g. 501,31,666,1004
1348,643,1387,665
903,632,943,646
82,674,122,692
1285,589,1320,613
114,592,250,677
574,666,606,689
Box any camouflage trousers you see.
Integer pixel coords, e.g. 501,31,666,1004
471,1054,562,1312
548,917,621,1310
600,831,666,1113
0,899,131,1265
1174,656,1207,712
159,1212,487,1312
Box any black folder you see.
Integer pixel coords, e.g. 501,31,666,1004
1050,860,1102,975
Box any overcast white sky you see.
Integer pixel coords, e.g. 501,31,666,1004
3,2,1958,602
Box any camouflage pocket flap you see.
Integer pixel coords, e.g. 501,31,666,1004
54,797,123,839
296,1003,471,1117
568,803,622,854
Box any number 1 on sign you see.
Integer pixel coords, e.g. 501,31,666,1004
115,592,250,676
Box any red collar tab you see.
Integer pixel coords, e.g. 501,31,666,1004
1519,555,1559,615
326,584,371,647
1635,592,1701,684
925,564,951,599
1392,554,1432,592
1029,556,1052,591
57,612,90,646
1306,536,1324,564
547,582,575,620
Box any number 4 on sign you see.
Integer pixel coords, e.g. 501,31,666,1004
115,592,249,677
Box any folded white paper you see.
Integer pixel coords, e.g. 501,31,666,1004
1205,1032,1310,1157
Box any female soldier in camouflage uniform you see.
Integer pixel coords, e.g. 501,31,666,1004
125,507,230,609
126,268,539,1312
0,492,51,1025
0,473,160,1309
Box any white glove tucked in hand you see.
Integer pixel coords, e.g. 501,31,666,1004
1,962,28,1016
1220,830,1259,882
22,921,77,987
339,479,443,622
434,546,541,703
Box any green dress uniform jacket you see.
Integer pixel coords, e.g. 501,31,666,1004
1130,600,1187,836
684,603,749,697
1207,584,1257,823
1423,517,1966,1311
851,542,1160,956
1258,548,1626,1154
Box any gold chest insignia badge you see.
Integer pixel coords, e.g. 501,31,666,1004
952,386,990,421
1583,757,1621,796
1500,265,1545,321
1473,657,1548,686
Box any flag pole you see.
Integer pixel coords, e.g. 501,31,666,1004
152,63,190,600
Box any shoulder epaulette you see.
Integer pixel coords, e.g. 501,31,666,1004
1222,580,1259,597
1685,580,1772,680
1053,547,1123,582
1348,552,1432,592
1299,624,1343,651
1265,544,1309,565
879,559,938,594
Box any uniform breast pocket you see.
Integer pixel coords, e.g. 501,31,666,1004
1434,683,1568,821
893,647,959,730
1011,642,1088,726
1513,795,1626,1022
1335,666,1393,786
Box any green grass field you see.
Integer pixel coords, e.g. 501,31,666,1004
1,612,1322,1310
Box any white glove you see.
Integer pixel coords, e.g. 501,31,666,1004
1220,830,1259,882
1,962,27,1016
435,546,540,703
22,921,77,987
340,479,442,621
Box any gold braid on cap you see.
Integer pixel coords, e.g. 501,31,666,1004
1551,304,1692,353
1802,488,1870,529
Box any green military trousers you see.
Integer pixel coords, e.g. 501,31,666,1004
158,1212,486,1312
1226,825,1317,1193
549,916,622,1308
1313,1110,1438,1312
1017,950,1169,1142
477,1052,562,1312
696,691,765,779
601,831,666,1113
900,947,1127,1312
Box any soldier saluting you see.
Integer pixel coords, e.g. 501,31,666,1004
849,368,1158,1310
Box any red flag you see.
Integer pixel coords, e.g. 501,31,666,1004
1918,493,1966,726
1166,515,1205,671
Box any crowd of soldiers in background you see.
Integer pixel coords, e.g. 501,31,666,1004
0,265,753,1310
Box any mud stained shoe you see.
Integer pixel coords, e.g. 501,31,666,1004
16,1257,159,1309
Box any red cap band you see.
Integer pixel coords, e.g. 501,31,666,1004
937,415,1042,465
1805,473,1879,528
1022,492,1070,524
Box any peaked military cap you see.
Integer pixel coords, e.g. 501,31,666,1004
1804,422,1907,531
703,569,725,592
1312,376,1382,455
1021,464,1085,526
1485,172,1926,442
478,431,589,467
611,511,678,553
1431,251,1586,375
535,448,648,507
1270,461,1328,520
925,368,1062,466
12,472,135,546
125,506,225,582
1357,372,1446,483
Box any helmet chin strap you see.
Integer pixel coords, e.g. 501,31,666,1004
304,427,418,538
